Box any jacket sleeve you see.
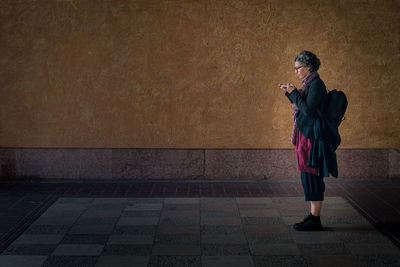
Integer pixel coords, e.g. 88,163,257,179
285,91,294,104
286,80,325,116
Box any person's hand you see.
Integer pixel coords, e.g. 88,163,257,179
278,83,287,91
286,83,296,93
278,83,296,93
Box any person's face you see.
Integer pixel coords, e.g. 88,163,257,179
294,61,310,79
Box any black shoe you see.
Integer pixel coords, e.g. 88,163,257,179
293,214,322,231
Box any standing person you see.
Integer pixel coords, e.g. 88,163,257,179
278,50,335,231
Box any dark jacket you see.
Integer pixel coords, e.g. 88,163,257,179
285,76,327,140
307,117,340,178
285,76,340,178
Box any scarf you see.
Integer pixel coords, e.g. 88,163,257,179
291,71,319,145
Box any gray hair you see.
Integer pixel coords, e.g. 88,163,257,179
295,51,321,72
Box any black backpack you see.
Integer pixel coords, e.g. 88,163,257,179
324,89,348,127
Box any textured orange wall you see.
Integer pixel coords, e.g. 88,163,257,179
0,0,399,148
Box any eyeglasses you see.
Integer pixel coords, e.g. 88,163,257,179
294,66,304,71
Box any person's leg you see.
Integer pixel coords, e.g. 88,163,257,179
301,172,325,202
294,172,325,231
309,175,325,217
311,201,323,216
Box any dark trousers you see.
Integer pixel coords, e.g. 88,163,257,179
301,172,325,201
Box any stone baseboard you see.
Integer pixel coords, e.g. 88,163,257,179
0,148,399,179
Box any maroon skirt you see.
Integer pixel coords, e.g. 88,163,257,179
295,128,318,175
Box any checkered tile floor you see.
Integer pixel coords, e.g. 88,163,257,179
1,197,399,267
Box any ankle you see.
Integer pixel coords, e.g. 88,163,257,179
310,212,320,217
309,213,321,222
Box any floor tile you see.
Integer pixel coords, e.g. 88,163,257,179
56,198,94,205
152,244,201,255
201,203,237,210
41,203,87,213
160,216,200,225
92,198,127,205
102,244,152,256
354,254,400,267
202,255,255,267
68,224,115,235
202,233,247,244
75,216,119,225
127,198,164,204
164,198,200,204
279,209,313,216
322,223,375,233
202,244,250,255
239,209,280,217
52,244,104,256
322,209,360,216
305,255,361,267
201,217,242,225
158,225,200,235
162,209,200,217
237,203,274,210
122,210,161,217
126,203,163,211
272,197,305,204
201,209,239,217
155,233,200,244
13,234,64,245
345,242,400,255
322,197,348,204
80,209,122,218
253,255,308,267
329,232,395,244
33,213,80,225
148,256,201,267
117,217,159,226
163,204,200,211
244,224,290,234
25,225,70,235
61,234,109,245
242,217,283,225
108,234,154,245
323,202,354,210
201,225,243,235
322,215,370,225
292,231,340,244
113,225,157,235
2,244,57,255
0,255,47,267
249,243,301,255
247,233,294,244
236,197,272,204
42,256,98,267
201,198,236,204
297,243,352,255
95,256,149,267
